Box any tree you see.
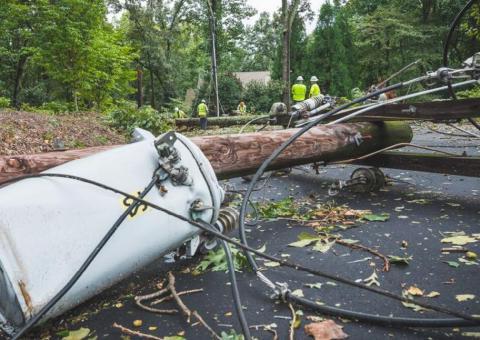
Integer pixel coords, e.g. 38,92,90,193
0,2,39,107
241,12,281,72
308,1,356,96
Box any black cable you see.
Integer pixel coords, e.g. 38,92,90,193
11,176,159,340
443,0,480,131
4,173,479,330
287,295,476,327
220,240,252,339
197,219,251,339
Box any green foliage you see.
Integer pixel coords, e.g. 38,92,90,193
39,101,70,114
108,101,172,135
0,96,10,108
258,197,298,219
218,73,243,113
456,86,480,99
221,330,245,340
242,80,284,113
195,244,248,273
0,0,478,112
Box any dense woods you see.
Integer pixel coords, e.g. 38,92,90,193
0,0,478,115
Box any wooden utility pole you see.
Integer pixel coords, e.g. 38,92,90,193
281,0,301,111
0,122,412,183
206,0,220,117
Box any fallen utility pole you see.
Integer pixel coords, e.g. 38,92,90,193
325,98,480,123
0,122,412,184
352,151,480,178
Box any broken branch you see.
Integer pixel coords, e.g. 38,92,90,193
113,322,164,340
167,272,221,340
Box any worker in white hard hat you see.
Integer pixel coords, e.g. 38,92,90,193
291,76,307,103
173,107,187,119
197,99,208,130
309,76,321,98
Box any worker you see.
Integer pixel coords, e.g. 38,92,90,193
291,76,307,103
173,107,187,119
237,101,247,115
309,76,321,98
197,99,208,130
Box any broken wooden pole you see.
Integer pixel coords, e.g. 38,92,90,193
0,122,412,184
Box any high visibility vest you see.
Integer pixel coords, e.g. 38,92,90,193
309,83,321,98
197,103,208,117
292,83,307,102
238,103,246,114
174,110,186,119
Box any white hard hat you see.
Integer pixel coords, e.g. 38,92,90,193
296,76,304,81
201,99,206,103
310,76,318,82
175,107,179,111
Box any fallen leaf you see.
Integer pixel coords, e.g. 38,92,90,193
407,286,424,296
257,244,267,253
305,283,323,289
313,239,335,253
458,257,479,266
62,328,91,340
388,255,412,265
426,291,440,298
306,315,325,322
363,270,380,287
340,239,359,244
264,261,281,267
133,320,143,327
289,233,321,248
292,289,304,297
401,291,427,312
148,326,158,331
304,320,348,340
362,213,390,222
455,294,475,302
444,261,460,268
441,235,477,246
466,251,478,260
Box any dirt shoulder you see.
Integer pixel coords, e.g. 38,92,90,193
0,110,128,155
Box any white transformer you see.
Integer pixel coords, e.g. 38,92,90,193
0,129,224,332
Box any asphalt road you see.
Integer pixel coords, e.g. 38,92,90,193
3,125,480,340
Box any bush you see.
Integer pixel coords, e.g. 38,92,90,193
242,80,284,114
40,101,70,114
0,96,10,108
108,101,173,136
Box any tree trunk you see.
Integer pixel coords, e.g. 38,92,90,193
12,55,28,108
137,66,143,108
0,122,412,183
149,68,155,109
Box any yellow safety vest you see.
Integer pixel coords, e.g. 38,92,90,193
292,83,307,102
238,104,246,114
309,83,321,98
197,103,208,117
